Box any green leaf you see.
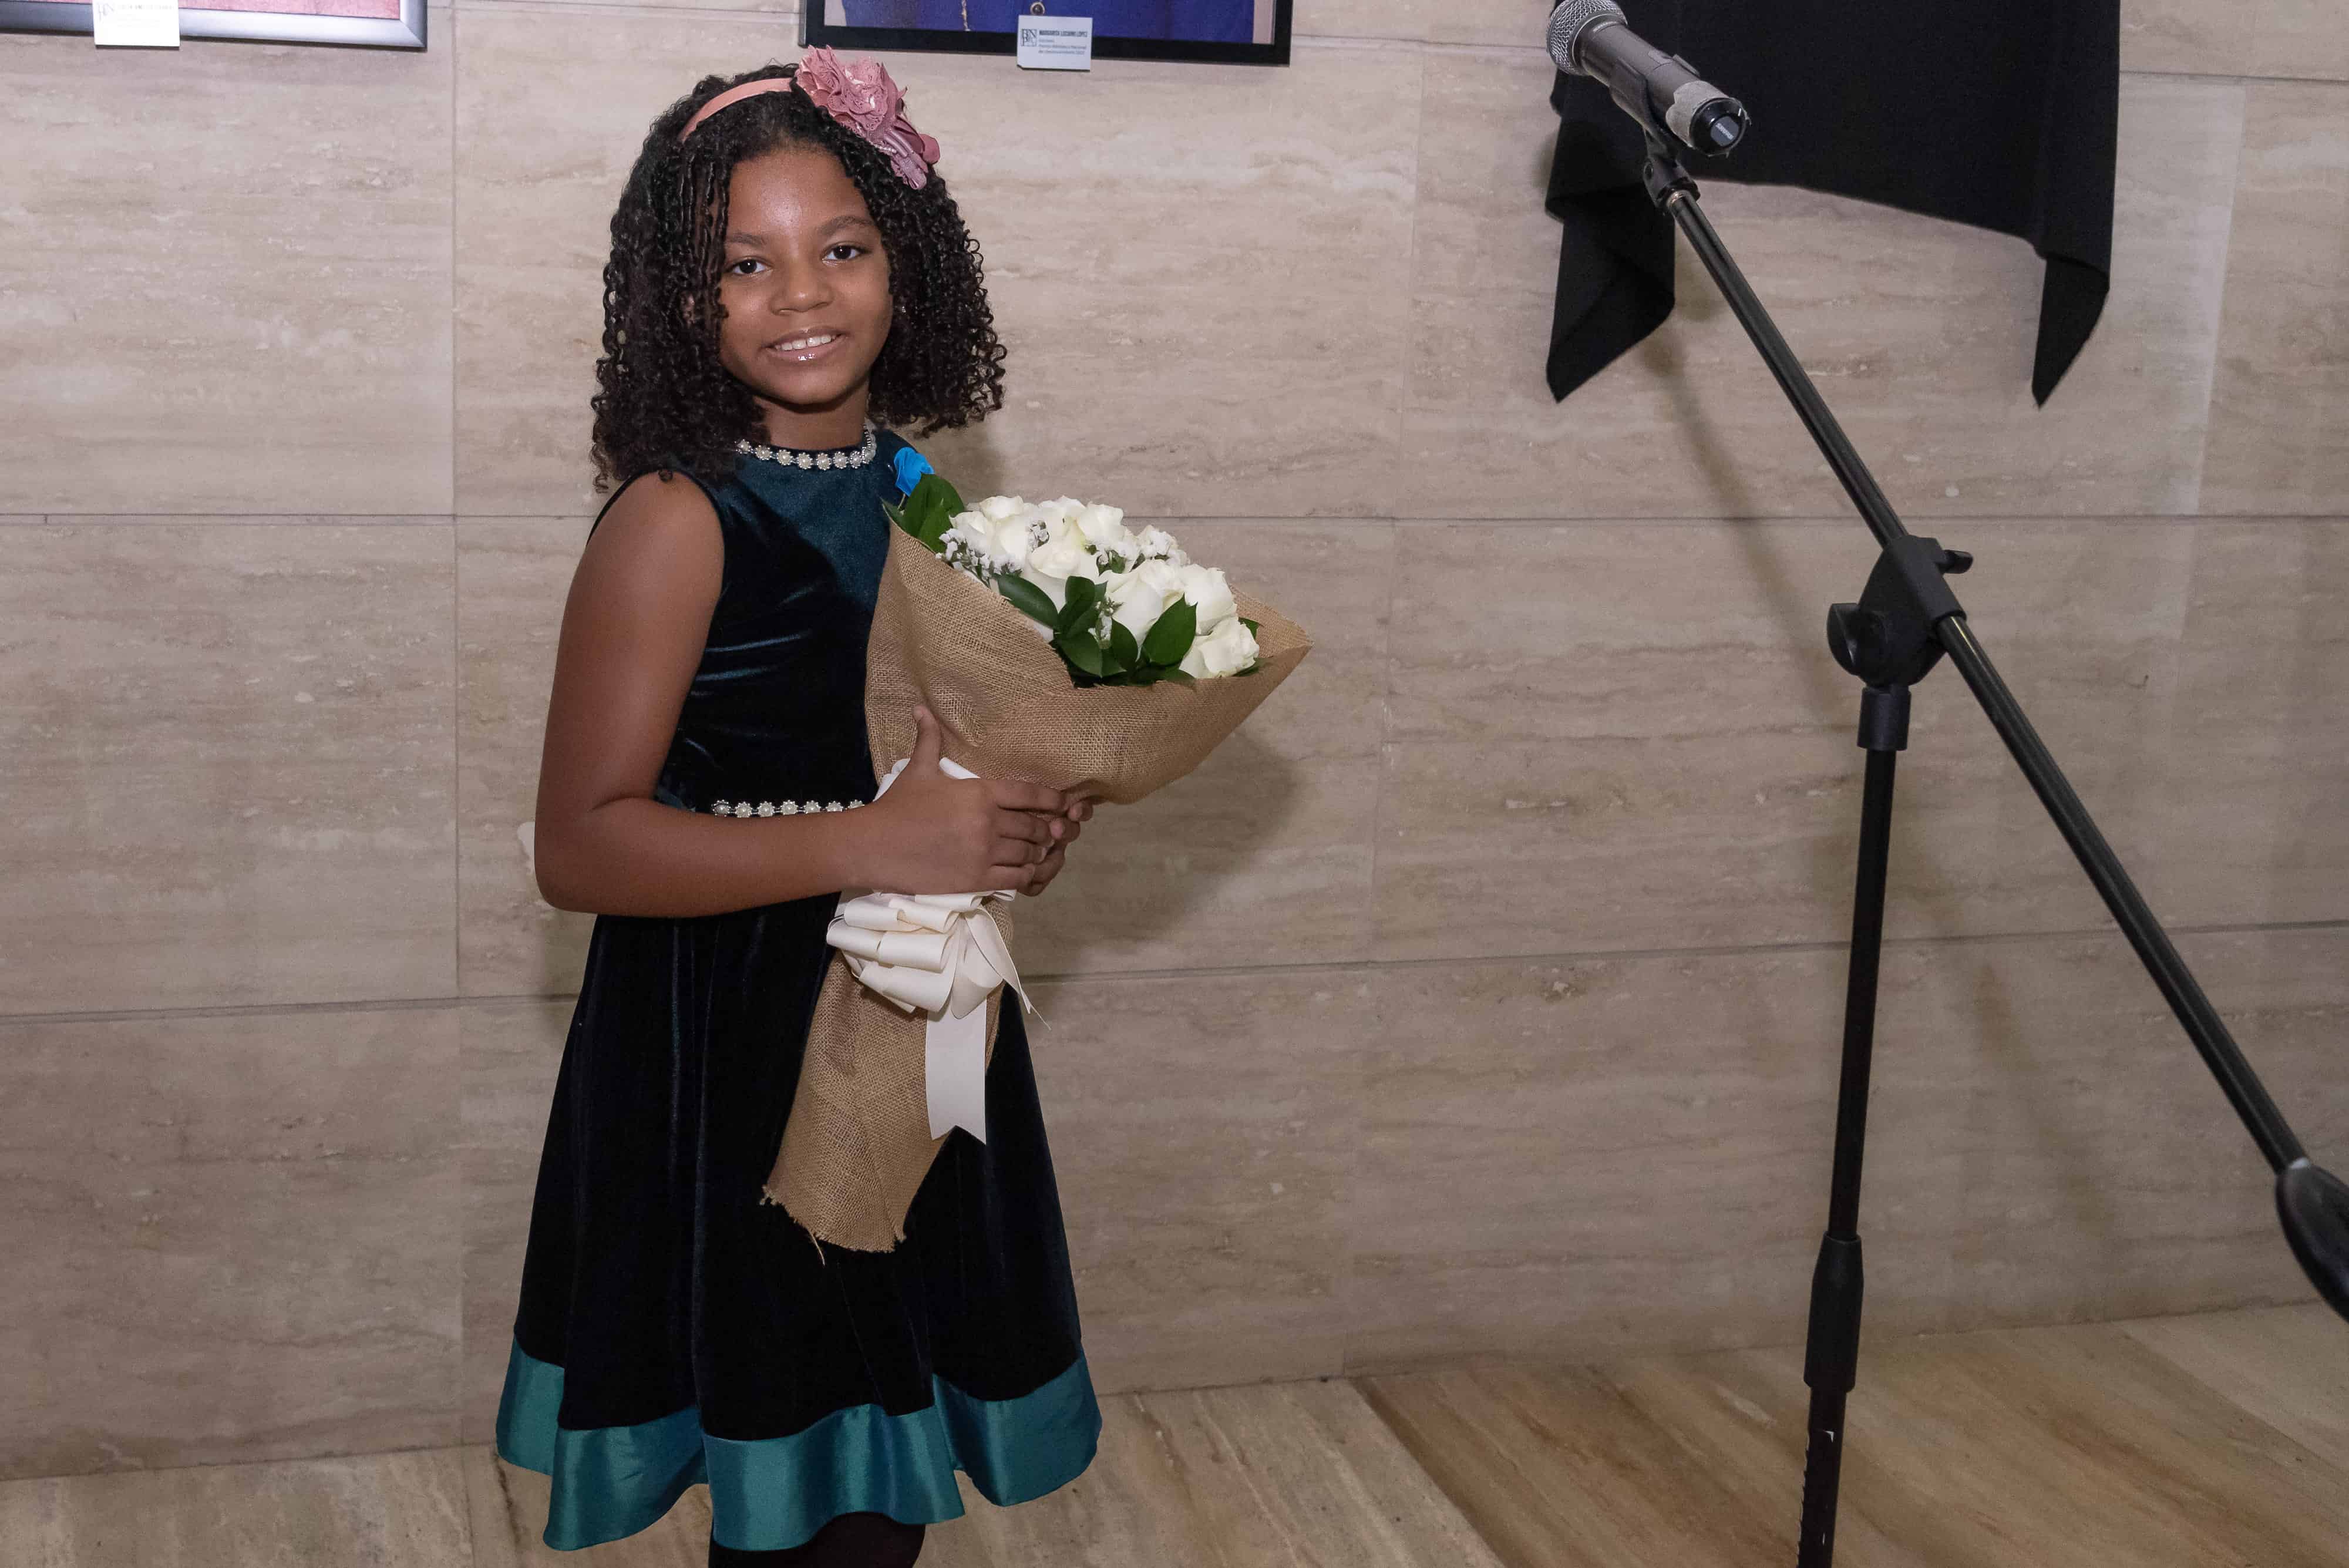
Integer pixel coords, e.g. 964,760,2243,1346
1055,576,1102,641
1105,619,1140,674
1141,598,1197,668
887,493,923,540
893,473,967,552
906,472,964,524
921,472,967,514
1106,663,1192,689
995,573,1059,629
1056,630,1107,678
1241,617,1261,635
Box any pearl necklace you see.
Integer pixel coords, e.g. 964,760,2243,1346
736,422,880,473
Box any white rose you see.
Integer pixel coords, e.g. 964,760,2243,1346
1134,526,1189,567
988,504,1049,571
1174,563,1237,632
945,509,999,566
1103,558,1187,647
975,494,1028,522
1022,526,1095,610
1179,614,1260,679
1075,503,1139,560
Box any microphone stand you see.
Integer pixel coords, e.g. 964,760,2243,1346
1631,130,2349,1568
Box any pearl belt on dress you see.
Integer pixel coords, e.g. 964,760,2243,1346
704,798,869,819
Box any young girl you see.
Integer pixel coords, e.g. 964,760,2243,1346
494,55,1102,1566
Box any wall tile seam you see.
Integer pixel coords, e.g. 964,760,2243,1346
8,917,2339,1027
1091,515,2349,530
0,996,472,1029
2175,80,2254,520
452,9,464,1003
0,516,460,526
1300,37,2349,93
447,0,785,15
15,515,2349,527
1285,38,2349,93
426,514,2349,530
450,526,464,1002
985,917,2349,985
1361,58,1425,949
1364,521,1405,969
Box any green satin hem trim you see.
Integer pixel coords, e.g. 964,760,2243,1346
493,1337,1101,1552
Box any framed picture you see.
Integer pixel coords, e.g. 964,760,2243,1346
806,0,1291,66
0,0,426,48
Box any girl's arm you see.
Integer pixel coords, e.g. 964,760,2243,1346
530,471,1071,918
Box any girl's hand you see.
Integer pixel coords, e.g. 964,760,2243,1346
864,707,1069,894
1023,793,1097,898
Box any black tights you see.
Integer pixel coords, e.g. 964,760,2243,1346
708,1512,924,1567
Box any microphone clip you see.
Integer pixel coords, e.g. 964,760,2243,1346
1641,132,1700,208
1828,535,1974,691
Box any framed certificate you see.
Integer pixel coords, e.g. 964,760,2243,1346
0,0,426,48
807,0,1291,66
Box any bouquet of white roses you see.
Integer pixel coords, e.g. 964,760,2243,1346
915,487,1264,687
768,470,1310,1255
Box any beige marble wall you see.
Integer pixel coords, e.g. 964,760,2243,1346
0,1005,462,1476
0,22,455,516
4,0,2345,1483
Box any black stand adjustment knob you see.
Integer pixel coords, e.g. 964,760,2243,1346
1826,536,1970,689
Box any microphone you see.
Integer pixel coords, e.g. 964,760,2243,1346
1547,0,1749,157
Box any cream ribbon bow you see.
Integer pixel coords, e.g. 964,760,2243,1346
824,755,1033,1143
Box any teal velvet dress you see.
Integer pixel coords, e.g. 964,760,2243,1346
493,428,1102,1552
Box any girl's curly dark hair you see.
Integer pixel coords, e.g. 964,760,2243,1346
589,63,1007,493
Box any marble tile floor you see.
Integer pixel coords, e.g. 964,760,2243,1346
2,1303,2341,1566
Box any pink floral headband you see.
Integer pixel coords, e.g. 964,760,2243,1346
678,49,942,191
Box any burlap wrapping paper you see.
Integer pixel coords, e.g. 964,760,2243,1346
765,524,1312,1251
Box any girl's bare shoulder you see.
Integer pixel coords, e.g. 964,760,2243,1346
578,467,724,602
590,465,722,543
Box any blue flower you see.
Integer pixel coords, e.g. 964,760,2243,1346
892,445,935,500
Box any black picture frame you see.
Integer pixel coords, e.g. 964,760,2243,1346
0,0,426,48
804,0,1291,68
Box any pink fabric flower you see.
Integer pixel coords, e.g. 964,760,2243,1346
795,47,942,190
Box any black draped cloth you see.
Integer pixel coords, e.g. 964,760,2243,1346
1547,0,2119,405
